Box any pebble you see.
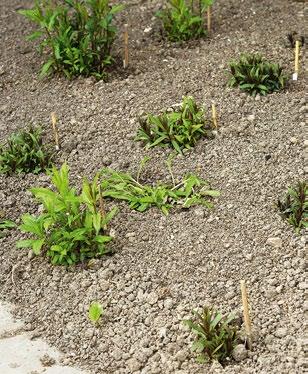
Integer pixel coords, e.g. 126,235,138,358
266,237,282,248
275,327,288,338
232,344,248,361
127,357,142,372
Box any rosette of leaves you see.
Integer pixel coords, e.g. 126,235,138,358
183,307,239,364
277,181,307,232
18,0,124,79
228,53,288,96
17,163,117,265
156,0,214,42
136,96,214,154
0,126,53,174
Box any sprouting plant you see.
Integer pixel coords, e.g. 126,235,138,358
18,0,124,80
277,181,307,232
228,53,288,96
183,307,239,364
88,301,104,325
100,157,219,215
156,0,214,42
0,220,16,238
0,126,53,175
17,163,117,265
135,96,214,154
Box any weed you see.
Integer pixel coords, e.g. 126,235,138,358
183,307,238,364
228,53,288,96
18,0,124,80
17,163,117,265
88,301,103,325
277,181,307,232
100,157,219,215
136,96,214,154
0,220,16,238
0,126,53,175
157,0,214,42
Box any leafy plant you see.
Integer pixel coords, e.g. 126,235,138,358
100,157,219,215
88,301,103,325
183,307,238,364
136,96,214,154
157,0,214,42
17,163,117,265
18,0,124,79
0,126,53,175
0,220,16,238
277,181,307,232
228,53,288,96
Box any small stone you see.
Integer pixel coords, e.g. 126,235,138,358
147,292,158,305
232,344,248,362
163,298,173,309
255,94,261,101
144,27,152,34
175,349,188,362
209,360,223,372
194,207,204,218
247,114,255,122
274,327,288,338
127,357,142,372
298,282,307,290
266,237,282,248
290,137,297,144
40,354,56,367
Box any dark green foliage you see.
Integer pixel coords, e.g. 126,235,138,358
18,0,124,79
136,96,214,154
17,164,117,265
100,157,219,215
183,307,238,364
156,0,213,42
277,181,307,232
0,126,53,175
228,54,288,96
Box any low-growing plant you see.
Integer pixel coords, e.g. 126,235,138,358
183,307,238,364
18,0,124,79
17,163,117,265
228,53,288,96
0,220,16,238
136,96,214,154
88,301,104,325
100,157,219,215
0,126,53,175
277,181,307,232
156,0,214,42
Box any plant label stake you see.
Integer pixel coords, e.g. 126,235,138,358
207,6,211,34
51,112,60,150
240,280,252,350
211,103,218,128
293,40,300,81
123,24,129,69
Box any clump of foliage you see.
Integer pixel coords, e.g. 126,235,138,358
17,163,117,265
0,126,53,175
228,53,288,96
101,157,219,215
88,301,104,325
136,96,214,154
18,0,124,79
0,220,16,238
183,307,239,364
277,181,307,232
157,0,213,42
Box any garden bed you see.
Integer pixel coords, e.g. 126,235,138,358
0,0,306,373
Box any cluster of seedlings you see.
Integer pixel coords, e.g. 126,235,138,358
0,0,305,367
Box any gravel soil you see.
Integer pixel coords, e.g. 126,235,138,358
0,0,306,373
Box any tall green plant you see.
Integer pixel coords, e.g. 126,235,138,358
17,164,117,265
18,0,124,79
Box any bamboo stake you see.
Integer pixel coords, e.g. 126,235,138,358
211,103,218,128
240,280,252,350
51,112,59,150
123,24,129,69
293,40,300,80
207,6,211,34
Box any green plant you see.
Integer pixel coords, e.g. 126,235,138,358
157,0,213,42
0,126,53,175
183,307,238,364
17,163,117,265
18,0,124,79
277,181,307,232
0,220,16,238
136,96,214,154
100,157,219,215
88,301,103,325
228,53,288,96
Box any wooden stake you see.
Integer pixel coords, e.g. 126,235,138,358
207,6,211,34
240,280,252,350
293,40,300,80
123,24,129,69
51,112,59,150
211,103,218,128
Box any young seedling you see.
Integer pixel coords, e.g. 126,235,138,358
0,220,16,238
88,302,104,325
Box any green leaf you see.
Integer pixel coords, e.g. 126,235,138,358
88,302,103,324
